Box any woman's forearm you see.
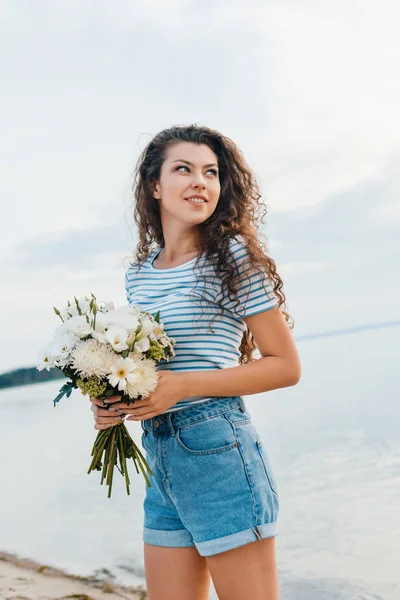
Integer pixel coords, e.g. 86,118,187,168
180,356,301,398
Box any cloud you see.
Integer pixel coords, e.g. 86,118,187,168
1,0,399,369
7,224,133,269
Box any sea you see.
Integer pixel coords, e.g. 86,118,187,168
1,324,399,599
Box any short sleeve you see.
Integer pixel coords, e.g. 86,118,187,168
216,237,279,318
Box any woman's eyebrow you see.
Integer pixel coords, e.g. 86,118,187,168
172,159,218,168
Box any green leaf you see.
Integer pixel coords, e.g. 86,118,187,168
53,381,74,406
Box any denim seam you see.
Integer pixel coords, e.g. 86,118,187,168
256,441,279,498
175,428,238,456
234,428,259,525
176,405,242,431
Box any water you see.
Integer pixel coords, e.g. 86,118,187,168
1,326,399,599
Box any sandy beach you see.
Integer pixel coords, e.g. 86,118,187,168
0,552,148,600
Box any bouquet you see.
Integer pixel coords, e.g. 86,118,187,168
37,294,176,498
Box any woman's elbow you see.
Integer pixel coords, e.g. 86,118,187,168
286,357,302,386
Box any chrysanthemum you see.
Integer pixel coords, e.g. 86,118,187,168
70,339,114,378
125,356,158,400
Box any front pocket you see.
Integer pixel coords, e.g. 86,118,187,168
256,440,279,497
176,414,238,455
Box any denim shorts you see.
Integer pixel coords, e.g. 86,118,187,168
140,395,280,557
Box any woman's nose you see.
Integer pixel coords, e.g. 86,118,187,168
191,176,206,189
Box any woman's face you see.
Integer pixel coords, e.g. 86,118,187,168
152,142,221,227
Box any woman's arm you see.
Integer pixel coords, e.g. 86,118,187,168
180,307,301,398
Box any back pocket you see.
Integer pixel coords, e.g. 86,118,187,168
176,414,238,455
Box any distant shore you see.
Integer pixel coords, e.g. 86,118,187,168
0,551,147,600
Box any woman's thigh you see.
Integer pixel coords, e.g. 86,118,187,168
144,543,211,600
206,537,279,600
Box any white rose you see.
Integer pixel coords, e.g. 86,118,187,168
108,309,139,334
68,315,93,339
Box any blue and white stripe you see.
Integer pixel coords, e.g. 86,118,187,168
125,236,278,412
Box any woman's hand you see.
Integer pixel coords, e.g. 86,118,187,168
99,370,186,421
89,397,126,430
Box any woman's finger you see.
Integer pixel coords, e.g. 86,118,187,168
90,397,104,407
115,404,149,415
95,415,124,425
124,406,154,417
127,412,155,421
107,401,129,410
101,395,123,405
108,400,143,410
90,404,120,416
90,397,115,408
95,422,120,430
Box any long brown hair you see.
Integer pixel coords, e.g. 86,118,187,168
130,124,293,364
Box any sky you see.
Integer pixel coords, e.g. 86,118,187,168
1,0,399,371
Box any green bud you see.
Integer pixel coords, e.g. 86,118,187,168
74,295,82,315
53,307,64,322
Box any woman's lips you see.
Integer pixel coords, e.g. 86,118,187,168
185,198,207,206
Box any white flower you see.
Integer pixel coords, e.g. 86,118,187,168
158,334,169,346
36,346,57,371
139,317,155,337
153,324,165,339
67,315,93,339
61,297,91,320
56,354,71,368
98,300,115,313
92,311,110,333
107,308,140,334
107,357,139,391
53,320,69,335
76,297,91,315
129,343,144,358
50,332,77,365
105,325,129,352
125,357,158,400
92,330,108,344
134,336,151,353
70,339,114,378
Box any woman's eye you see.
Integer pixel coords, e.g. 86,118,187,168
176,165,218,176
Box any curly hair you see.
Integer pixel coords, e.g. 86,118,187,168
129,124,293,364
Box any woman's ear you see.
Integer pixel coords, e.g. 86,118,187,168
151,180,161,199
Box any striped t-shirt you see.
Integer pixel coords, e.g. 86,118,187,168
124,235,278,412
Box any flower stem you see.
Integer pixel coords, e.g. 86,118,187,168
88,429,111,473
117,427,130,495
106,427,117,487
88,422,153,497
107,428,118,498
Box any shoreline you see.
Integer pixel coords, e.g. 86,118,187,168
0,551,148,599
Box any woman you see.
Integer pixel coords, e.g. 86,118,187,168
90,125,301,600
